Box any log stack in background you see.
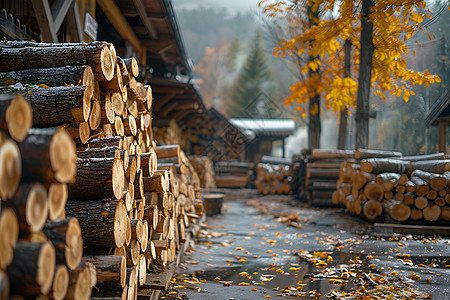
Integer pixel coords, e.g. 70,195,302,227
189,155,216,189
332,151,450,224
0,41,205,300
254,163,293,195
214,161,254,188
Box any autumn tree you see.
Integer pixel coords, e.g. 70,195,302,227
260,0,442,148
227,31,273,118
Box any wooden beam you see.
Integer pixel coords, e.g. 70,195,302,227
438,120,447,154
172,109,196,122
96,0,142,54
51,0,73,31
153,92,177,111
31,0,58,42
66,1,83,42
160,100,179,117
132,0,158,40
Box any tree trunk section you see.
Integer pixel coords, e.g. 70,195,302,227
51,265,69,300
411,169,447,191
423,204,440,221
0,138,22,199
48,183,68,221
363,200,382,219
360,159,409,174
81,255,126,289
363,181,383,201
0,94,32,142
0,208,19,269
382,199,410,222
355,149,402,160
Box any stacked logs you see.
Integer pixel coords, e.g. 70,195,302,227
214,161,253,188
255,163,293,195
187,109,249,161
153,119,184,148
189,155,216,189
333,152,450,223
0,41,204,299
0,93,94,299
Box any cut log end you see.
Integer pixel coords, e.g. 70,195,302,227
70,266,92,300
6,94,33,142
112,157,125,200
48,183,68,221
423,204,440,222
65,218,83,270
52,265,69,300
50,128,76,183
113,200,128,248
38,242,56,295
100,47,115,82
0,139,21,200
89,100,101,130
26,183,49,233
0,208,19,268
120,255,126,288
78,122,90,144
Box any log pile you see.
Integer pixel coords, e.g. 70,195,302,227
0,93,95,299
153,119,184,148
188,155,216,189
186,109,249,161
0,41,205,299
255,163,293,195
214,161,253,188
332,152,450,223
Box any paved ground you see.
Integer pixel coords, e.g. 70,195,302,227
162,190,450,299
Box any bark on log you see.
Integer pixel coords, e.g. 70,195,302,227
0,41,115,81
0,138,21,199
65,199,127,251
66,262,93,300
141,151,157,177
397,153,446,162
360,159,409,174
8,241,55,295
410,177,429,196
81,255,126,289
43,218,83,270
411,169,447,191
0,270,9,300
410,160,450,174
376,172,400,192
310,149,354,159
19,127,76,183
22,85,91,125
352,171,376,190
87,136,123,148
0,94,32,142
48,183,67,221
382,199,410,222
123,58,139,78
4,183,48,233
69,156,124,200
355,149,402,160
0,208,19,269
155,145,180,160
143,173,169,193
405,180,416,193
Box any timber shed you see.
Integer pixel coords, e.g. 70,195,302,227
424,88,450,154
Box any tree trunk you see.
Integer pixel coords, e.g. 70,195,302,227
360,158,409,174
68,156,124,200
0,138,22,199
81,255,126,289
66,262,93,300
43,218,83,270
4,183,48,233
411,169,447,191
376,173,400,192
0,41,115,81
0,94,32,142
410,159,450,174
19,127,77,184
382,199,410,222
8,241,55,296
398,153,445,162
355,149,402,160
355,0,375,149
65,199,128,251
310,149,354,159
87,136,123,149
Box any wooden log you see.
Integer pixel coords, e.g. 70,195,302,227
362,200,382,220
51,265,69,300
81,255,126,289
65,199,128,251
100,63,123,92
0,41,115,81
141,151,157,177
376,172,400,192
19,127,76,184
69,156,124,200
123,58,139,78
435,197,445,206
306,168,340,178
0,208,19,269
352,171,376,190
403,192,415,206
21,85,92,125
411,169,447,191
0,270,8,299
355,149,402,160
405,180,416,193
143,173,169,193
360,158,409,174
0,65,94,89
423,204,441,221
138,254,146,286
410,177,429,196
414,196,428,210
410,208,423,221
4,183,48,233
394,192,404,201
89,100,102,130
0,94,32,142
88,136,123,148
382,199,410,222
143,205,158,231
440,207,450,221
66,262,93,300
76,146,122,160
8,241,55,295
310,149,354,159
48,183,67,221
43,218,83,270
155,145,180,160
397,153,446,162
363,181,384,201
427,190,438,200
410,159,450,174
0,137,21,199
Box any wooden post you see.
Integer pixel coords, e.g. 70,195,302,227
438,119,446,154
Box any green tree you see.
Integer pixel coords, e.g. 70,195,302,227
227,31,273,118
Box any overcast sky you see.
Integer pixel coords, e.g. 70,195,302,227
173,0,261,14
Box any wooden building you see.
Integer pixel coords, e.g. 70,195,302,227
425,88,450,154
229,118,295,163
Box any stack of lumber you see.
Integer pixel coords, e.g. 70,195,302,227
214,161,254,188
0,94,95,299
189,155,216,189
187,110,248,161
332,151,450,223
0,41,204,300
152,119,185,148
254,163,293,195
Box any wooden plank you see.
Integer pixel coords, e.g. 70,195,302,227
142,263,175,290
31,0,58,42
438,120,446,154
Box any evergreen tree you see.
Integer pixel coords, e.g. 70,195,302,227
227,31,273,118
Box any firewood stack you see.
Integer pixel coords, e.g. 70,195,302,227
189,155,216,189
214,161,254,188
0,41,204,299
0,93,95,299
255,163,293,195
153,119,184,148
332,151,450,223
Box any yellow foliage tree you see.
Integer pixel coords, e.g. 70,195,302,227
259,0,442,115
